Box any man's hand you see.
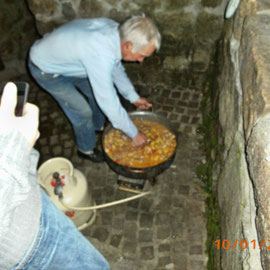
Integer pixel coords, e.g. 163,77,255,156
132,132,147,147
133,97,152,110
0,82,40,148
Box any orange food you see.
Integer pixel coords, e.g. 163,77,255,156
104,119,176,168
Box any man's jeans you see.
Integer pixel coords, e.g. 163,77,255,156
12,190,109,270
28,61,105,152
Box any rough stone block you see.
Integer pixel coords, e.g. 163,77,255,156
139,213,154,228
157,256,172,267
158,243,171,252
189,245,203,255
157,226,171,239
110,234,122,248
201,0,222,8
140,246,154,260
125,211,138,221
93,227,109,242
122,241,137,259
101,211,113,225
173,240,189,253
138,229,153,242
123,223,137,241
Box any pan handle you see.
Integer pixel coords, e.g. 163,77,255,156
136,103,154,112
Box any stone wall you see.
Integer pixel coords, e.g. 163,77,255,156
212,0,270,269
24,0,227,90
0,0,38,68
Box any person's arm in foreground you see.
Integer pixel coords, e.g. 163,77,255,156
0,82,41,269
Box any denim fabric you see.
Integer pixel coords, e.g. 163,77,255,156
28,60,105,152
12,190,110,270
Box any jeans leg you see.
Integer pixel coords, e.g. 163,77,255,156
74,78,105,131
28,62,97,151
18,190,110,270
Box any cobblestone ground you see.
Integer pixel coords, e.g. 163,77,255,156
1,64,208,270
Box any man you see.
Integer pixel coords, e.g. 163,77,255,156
0,82,109,270
28,14,161,163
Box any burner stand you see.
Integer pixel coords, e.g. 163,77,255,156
117,175,157,193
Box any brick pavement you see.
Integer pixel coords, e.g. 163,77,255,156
1,65,208,270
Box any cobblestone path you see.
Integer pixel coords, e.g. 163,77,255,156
1,66,208,270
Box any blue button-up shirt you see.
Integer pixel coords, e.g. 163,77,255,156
30,18,139,138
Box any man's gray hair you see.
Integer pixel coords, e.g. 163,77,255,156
119,13,161,52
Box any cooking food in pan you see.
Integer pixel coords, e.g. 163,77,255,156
103,119,177,168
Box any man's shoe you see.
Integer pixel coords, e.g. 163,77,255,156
77,149,105,163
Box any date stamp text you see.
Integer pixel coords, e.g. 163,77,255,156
214,239,270,250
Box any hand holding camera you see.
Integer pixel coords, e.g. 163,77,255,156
0,82,40,147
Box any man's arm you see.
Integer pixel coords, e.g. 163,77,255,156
112,61,140,103
112,62,152,109
83,57,139,138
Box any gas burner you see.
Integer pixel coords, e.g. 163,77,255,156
117,175,157,193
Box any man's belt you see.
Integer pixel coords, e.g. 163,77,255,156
30,60,60,78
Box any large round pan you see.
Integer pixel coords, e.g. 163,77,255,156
102,111,178,179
